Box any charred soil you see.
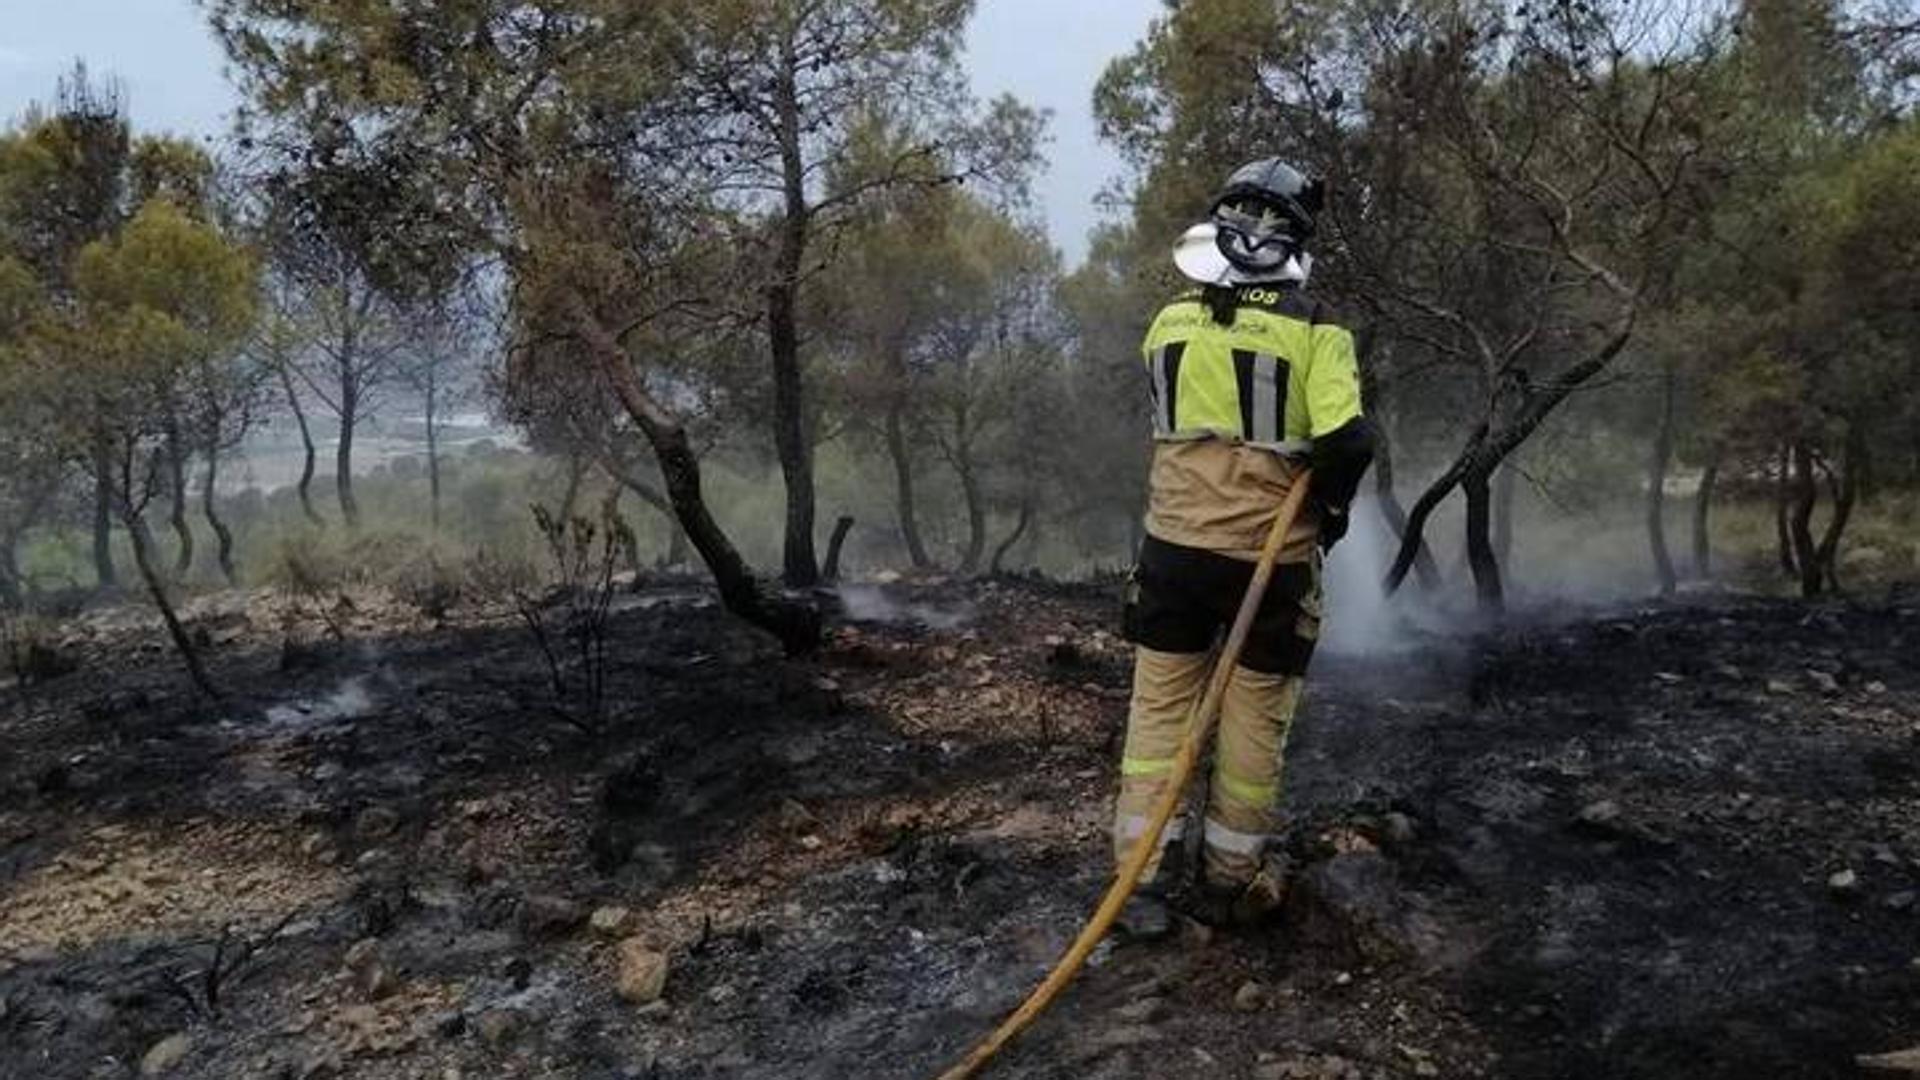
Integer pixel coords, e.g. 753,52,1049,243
2,578,1918,1079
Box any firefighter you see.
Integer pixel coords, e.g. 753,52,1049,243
1113,158,1376,937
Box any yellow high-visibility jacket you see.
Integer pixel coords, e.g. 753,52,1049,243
1141,285,1364,454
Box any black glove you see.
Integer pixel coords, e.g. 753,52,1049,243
1316,501,1351,551
1306,416,1378,550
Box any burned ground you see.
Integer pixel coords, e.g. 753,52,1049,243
2,579,1918,1079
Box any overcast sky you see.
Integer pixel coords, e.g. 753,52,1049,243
0,0,1162,265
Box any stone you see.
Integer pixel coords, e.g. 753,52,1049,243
343,938,381,972
359,963,397,1001
1382,812,1417,845
519,893,586,937
616,938,670,1004
1830,868,1861,894
474,1008,522,1045
1807,669,1841,694
141,1033,191,1075
1578,800,1622,828
1233,980,1268,1013
589,905,632,938
354,806,400,840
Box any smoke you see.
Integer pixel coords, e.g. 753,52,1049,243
834,584,974,630
263,675,376,729
1321,498,1453,656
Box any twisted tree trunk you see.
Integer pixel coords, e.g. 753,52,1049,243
203,449,238,585
822,515,855,583
124,495,218,699
885,399,932,569
279,363,324,528
1463,467,1503,613
1813,423,1863,594
990,498,1033,576
1774,443,1797,578
1789,441,1820,597
956,457,987,576
335,378,361,529
567,292,819,653
1691,452,1719,580
166,423,194,580
1385,318,1634,596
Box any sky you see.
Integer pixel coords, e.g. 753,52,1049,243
0,0,1163,265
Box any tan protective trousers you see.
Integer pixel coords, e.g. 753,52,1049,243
1111,647,1303,889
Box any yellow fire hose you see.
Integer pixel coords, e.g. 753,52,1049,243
933,471,1315,1080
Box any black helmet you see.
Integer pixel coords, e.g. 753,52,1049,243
1208,159,1324,276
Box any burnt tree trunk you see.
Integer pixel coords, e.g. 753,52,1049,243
1692,452,1719,580
123,493,218,699
558,452,587,525
1813,423,1863,593
767,49,818,587
1385,425,1485,595
335,377,361,529
567,293,819,653
1370,418,1441,590
279,364,324,527
1774,443,1797,578
955,455,987,576
822,515,855,583
90,439,117,589
1386,318,1635,597
1646,367,1677,596
884,400,932,569
203,449,238,585
1463,467,1504,613
1789,441,1821,597
166,423,194,579
990,498,1034,576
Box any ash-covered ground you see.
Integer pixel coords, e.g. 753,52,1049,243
3,576,1918,1079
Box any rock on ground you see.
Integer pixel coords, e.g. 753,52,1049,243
140,1033,191,1076
617,938,670,1004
